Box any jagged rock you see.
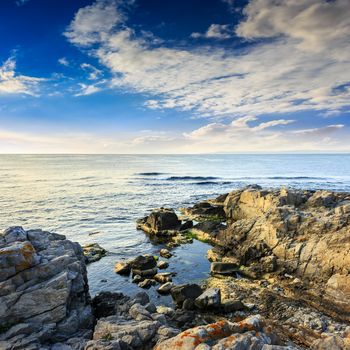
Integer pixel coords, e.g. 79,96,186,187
311,335,350,349
154,315,271,350
82,243,107,264
180,201,226,222
137,208,181,234
170,284,203,307
195,288,221,309
0,227,92,349
219,187,350,283
92,292,127,319
114,261,131,275
160,248,172,258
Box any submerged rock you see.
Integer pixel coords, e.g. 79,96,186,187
0,226,92,349
83,242,107,264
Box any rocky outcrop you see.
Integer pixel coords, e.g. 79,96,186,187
136,208,182,234
136,208,194,246
155,315,295,350
180,201,226,222
0,226,92,349
87,291,181,349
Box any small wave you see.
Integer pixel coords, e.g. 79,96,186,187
167,176,219,181
137,172,165,176
266,176,325,180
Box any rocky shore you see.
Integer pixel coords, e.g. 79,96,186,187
1,186,350,349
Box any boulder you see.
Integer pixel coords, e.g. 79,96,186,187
137,208,181,234
0,227,92,349
129,255,157,270
82,243,107,264
114,261,131,275
154,272,172,283
157,282,174,294
170,284,203,307
210,262,239,275
195,288,221,309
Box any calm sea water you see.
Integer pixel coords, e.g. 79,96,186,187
1,154,349,302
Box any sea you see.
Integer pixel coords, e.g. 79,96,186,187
1,154,349,303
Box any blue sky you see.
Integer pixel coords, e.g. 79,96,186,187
0,0,349,153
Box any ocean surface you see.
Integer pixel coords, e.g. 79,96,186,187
1,154,350,303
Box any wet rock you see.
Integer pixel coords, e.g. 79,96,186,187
195,288,221,309
114,261,131,275
133,291,150,306
154,272,173,283
132,274,143,283
170,284,203,307
157,260,169,269
182,298,195,311
210,262,239,275
129,255,157,270
82,243,107,264
157,306,175,317
160,248,172,258
138,279,156,289
157,282,174,294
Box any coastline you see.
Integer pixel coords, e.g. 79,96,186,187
1,185,350,349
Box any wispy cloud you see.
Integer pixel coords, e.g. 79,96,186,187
0,57,43,96
58,57,70,66
63,0,350,121
191,24,234,40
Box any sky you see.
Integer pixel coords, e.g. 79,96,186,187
0,0,350,153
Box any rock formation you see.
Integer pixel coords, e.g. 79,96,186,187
0,226,92,349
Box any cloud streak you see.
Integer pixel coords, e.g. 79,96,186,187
0,57,43,96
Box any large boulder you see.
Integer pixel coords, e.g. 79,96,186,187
0,226,92,349
137,208,181,234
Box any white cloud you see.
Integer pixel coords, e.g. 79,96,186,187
292,124,344,136
64,0,350,121
81,63,103,80
0,57,43,96
64,0,127,46
58,57,70,66
182,117,347,153
75,83,102,96
236,0,350,57
191,24,234,40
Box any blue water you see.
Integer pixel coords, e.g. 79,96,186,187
1,154,349,301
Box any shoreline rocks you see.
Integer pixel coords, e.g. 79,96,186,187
0,226,92,349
